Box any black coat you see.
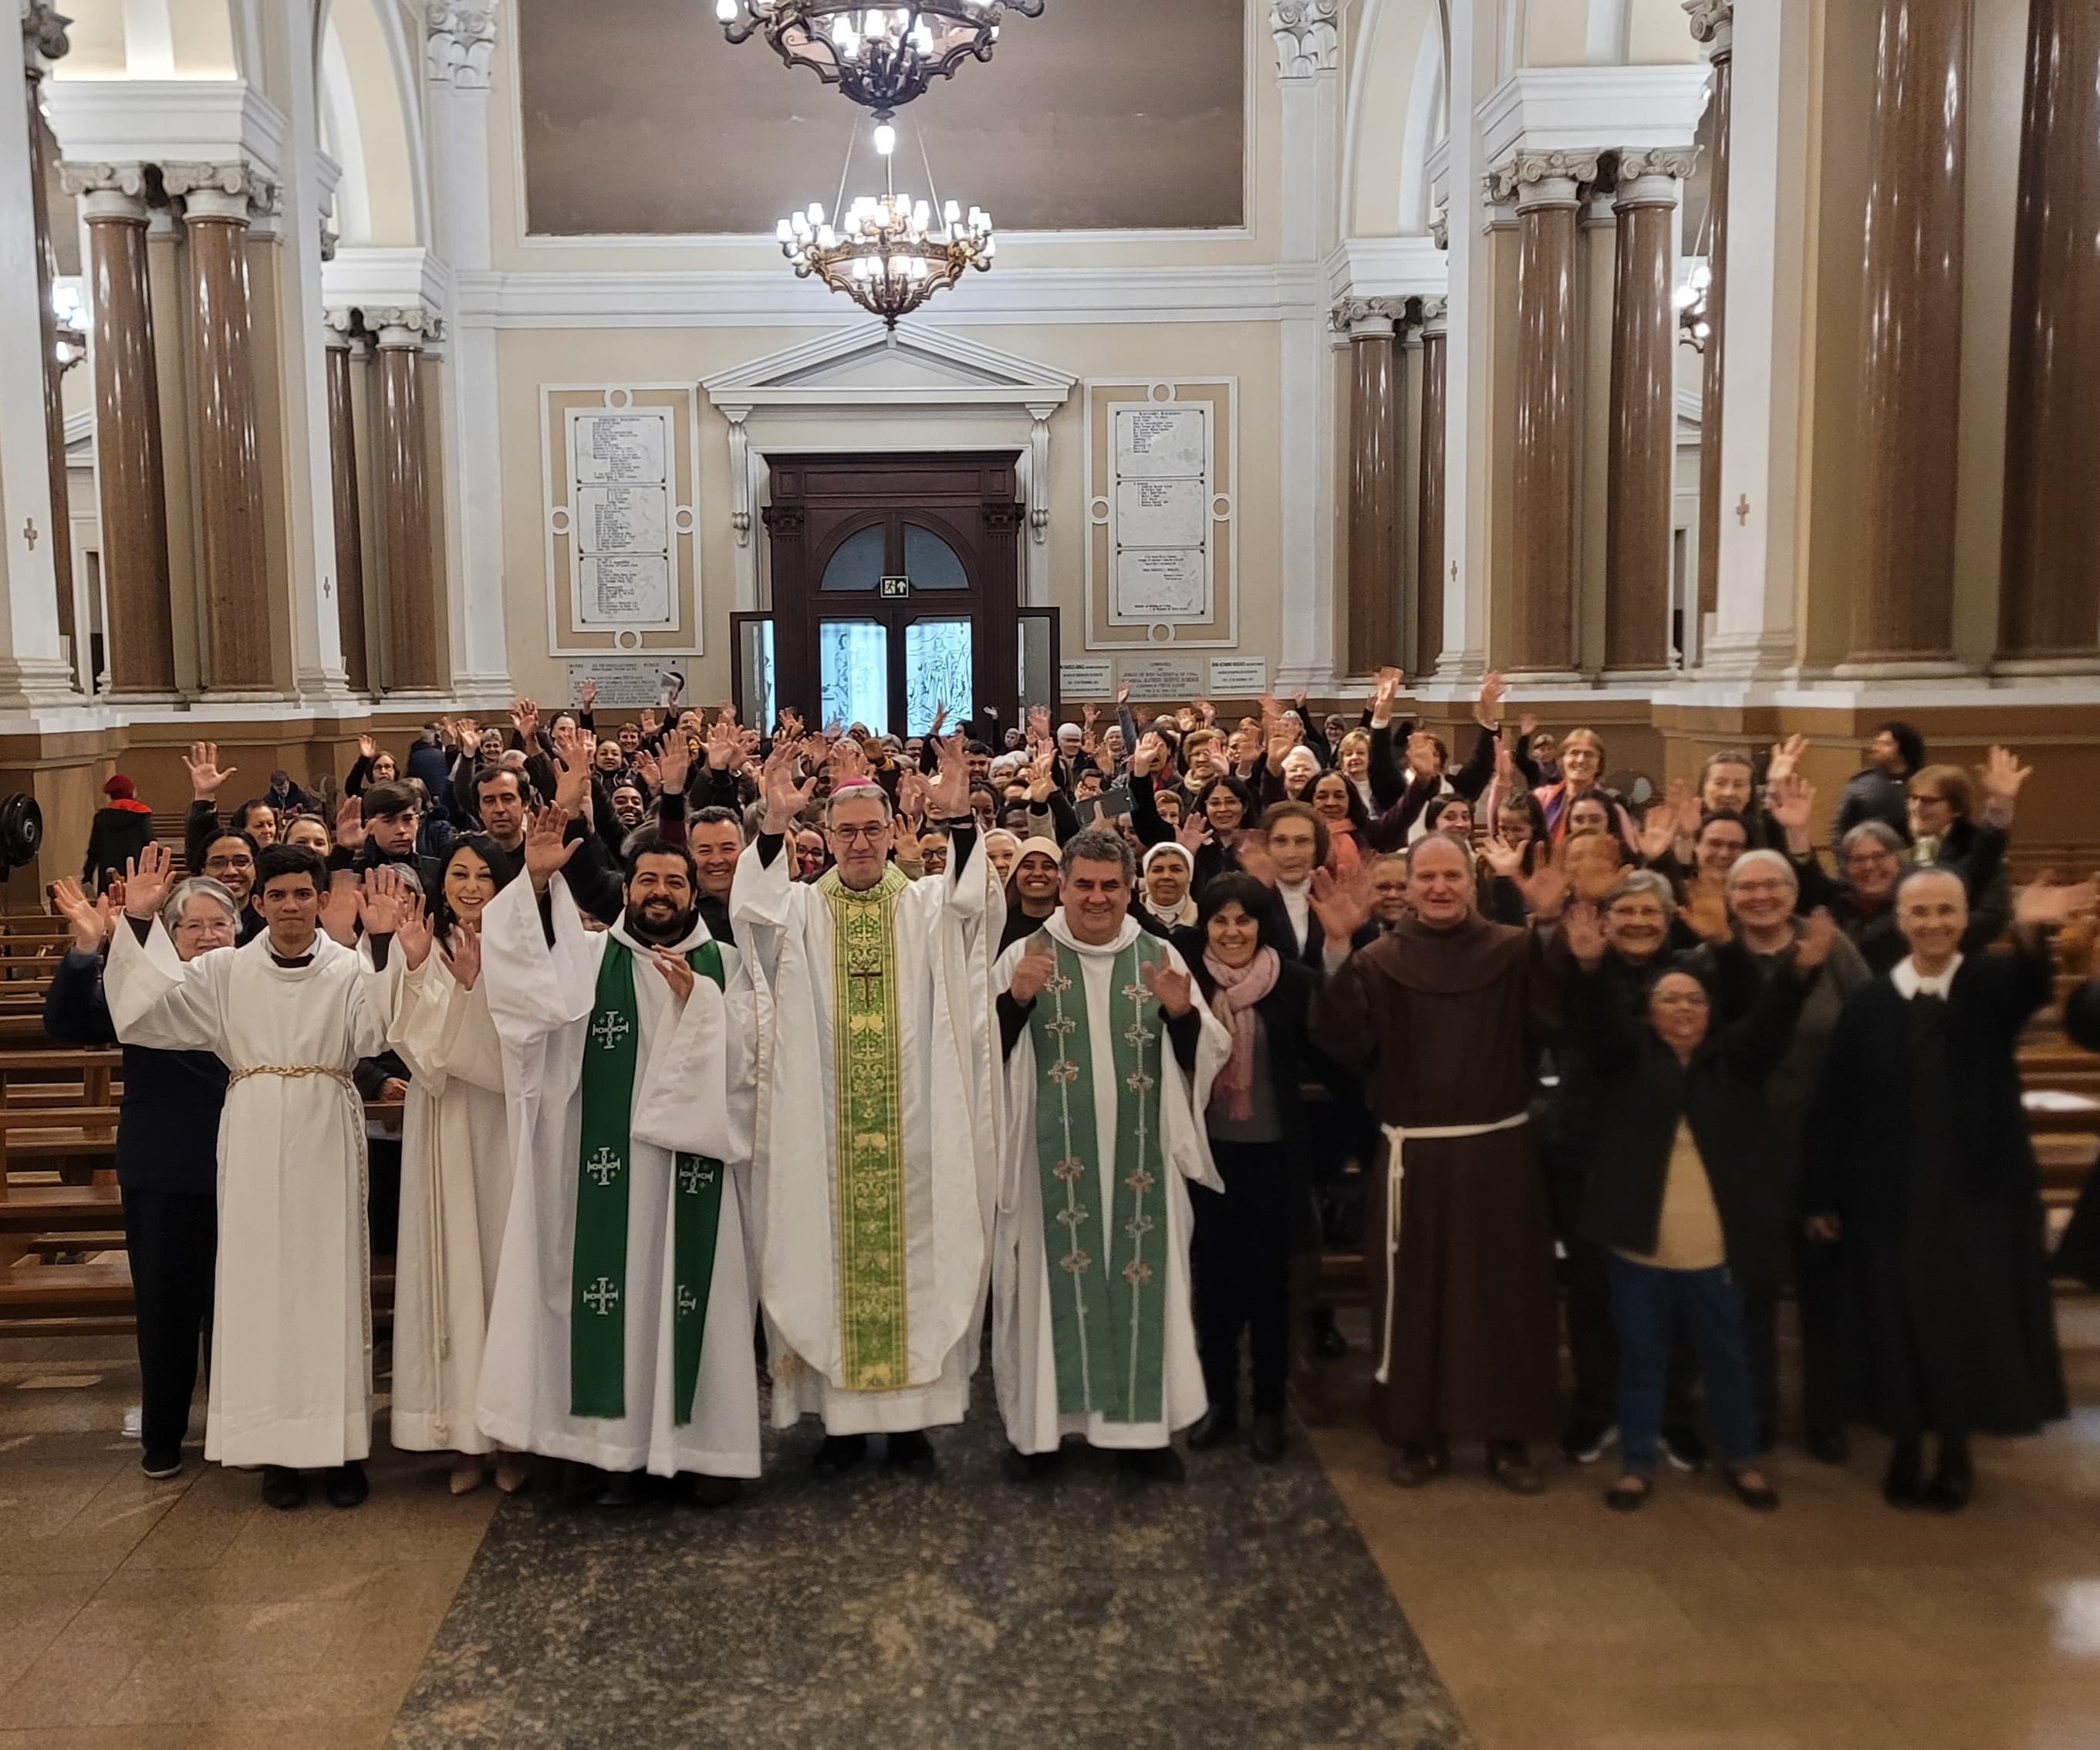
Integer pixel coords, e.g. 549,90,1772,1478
83,804,156,890
1181,951,1335,1143
1568,954,1809,1292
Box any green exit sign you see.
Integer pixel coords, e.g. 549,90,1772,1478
880,575,910,598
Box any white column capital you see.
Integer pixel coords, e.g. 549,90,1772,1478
1485,151,1600,212
59,161,150,221
1685,0,1733,57
1429,207,1449,250
1616,147,1700,208
1331,296,1406,340
370,305,441,348
162,160,278,224
427,1,498,90
1270,1,1339,79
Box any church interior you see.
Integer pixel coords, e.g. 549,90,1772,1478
1,1,2098,1745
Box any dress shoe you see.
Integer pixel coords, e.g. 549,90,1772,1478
684,1474,742,1509
495,1455,532,1494
1248,1413,1287,1464
1882,1438,1924,1507
1186,1407,1239,1451
1115,1446,1186,1482
1386,1446,1447,1489
262,1465,308,1512
323,1461,368,1510
1487,1441,1545,1496
884,1430,937,1473
1923,1439,1973,1513
811,1433,868,1478
450,1456,488,1495
1002,1445,1064,1483
594,1470,640,1508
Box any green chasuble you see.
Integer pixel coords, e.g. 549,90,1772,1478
819,863,913,1391
570,936,727,1424
1026,931,1171,1425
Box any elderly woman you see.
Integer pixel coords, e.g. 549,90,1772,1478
1565,898,1834,1512
1712,851,1870,1458
1142,841,1199,929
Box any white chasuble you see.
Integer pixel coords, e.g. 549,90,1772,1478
476,875,761,1478
105,924,397,1469
731,832,1004,1434
991,914,1229,1454
387,950,513,1454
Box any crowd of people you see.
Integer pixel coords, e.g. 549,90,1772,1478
49,672,2098,1520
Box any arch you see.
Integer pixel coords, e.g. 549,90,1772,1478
1397,21,1446,233
319,22,373,246
1342,0,1445,238
319,0,426,248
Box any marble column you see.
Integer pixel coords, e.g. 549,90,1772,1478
66,167,174,693
21,2,72,658
1416,298,1447,676
1997,0,2100,665
325,320,370,693
1495,151,1595,674
164,162,275,692
1605,150,1696,671
1335,296,1405,674
1847,0,1972,669
1686,1,1733,620
375,311,441,692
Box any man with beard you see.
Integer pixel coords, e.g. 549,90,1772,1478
476,811,761,1505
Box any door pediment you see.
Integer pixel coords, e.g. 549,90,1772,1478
702,322,1075,413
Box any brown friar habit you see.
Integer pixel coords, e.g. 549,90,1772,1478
1311,913,1561,1450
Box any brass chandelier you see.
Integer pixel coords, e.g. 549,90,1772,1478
715,2,1043,121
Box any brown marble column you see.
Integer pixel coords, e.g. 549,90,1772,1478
1997,0,2100,664
167,164,273,691
1337,296,1405,674
1848,0,1972,668
1605,150,1694,671
376,314,441,692
324,323,370,693
68,170,175,693
1497,153,1594,674
22,3,73,658
1416,299,1447,676
1687,2,1732,620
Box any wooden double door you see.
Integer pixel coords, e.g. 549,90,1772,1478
748,452,1053,740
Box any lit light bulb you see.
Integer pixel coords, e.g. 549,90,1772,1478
715,0,736,20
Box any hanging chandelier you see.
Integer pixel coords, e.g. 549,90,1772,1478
716,2,1043,122
778,123,994,327
1674,259,1712,353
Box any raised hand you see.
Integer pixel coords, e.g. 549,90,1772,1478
1129,731,1165,780
1676,877,1731,946
1264,711,1298,772
551,734,591,821
1670,778,1704,843
50,877,112,954
523,805,580,894
704,716,739,774
1475,670,1507,728
1117,681,1132,707
633,749,662,795
184,741,235,800
639,708,661,738
336,796,366,852
580,679,599,712
759,742,817,835
122,842,175,921
895,769,933,824
1494,732,1518,786
1309,865,1376,944
357,732,377,762
1766,733,1809,785
1514,855,1571,921
1026,745,1058,804
1177,812,1214,854
653,947,695,1003
829,736,871,787
1194,698,1217,725
1480,833,1525,880
319,871,363,946
439,922,482,991
1371,666,1404,727
1982,745,2034,805
2014,875,2100,929
1766,772,1817,844
929,732,972,819
1794,906,1837,972
657,725,694,796
1139,957,1194,1017
1026,704,1052,748
1406,729,1442,776
362,866,418,938
1561,898,1607,969
927,702,949,741
1008,946,1058,1005
1637,804,1680,866
511,697,540,741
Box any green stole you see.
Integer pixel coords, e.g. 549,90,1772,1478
1026,930,1170,1424
819,863,913,1391
570,934,727,1425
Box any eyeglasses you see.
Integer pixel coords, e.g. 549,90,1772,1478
829,823,890,845
173,917,234,938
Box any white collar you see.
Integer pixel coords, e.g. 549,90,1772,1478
1045,910,1142,957
609,912,713,958
1892,954,1962,999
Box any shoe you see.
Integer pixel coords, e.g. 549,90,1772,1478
1882,1438,1923,1507
1487,1441,1546,1496
323,1461,369,1509
1001,1445,1064,1483
595,1470,641,1508
1186,1407,1239,1451
1923,1440,1973,1513
683,1474,742,1509
262,1466,308,1511
1248,1413,1286,1464
1660,1427,1709,1473
884,1431,937,1473
1559,1417,1619,1465
1385,1446,1448,1489
1805,1429,1850,1466
449,1456,488,1496
1726,1466,1781,1512
140,1450,183,1481
811,1433,869,1478
1604,1473,1653,1513
495,1456,531,1495
1310,1308,1349,1361
1115,1446,1185,1482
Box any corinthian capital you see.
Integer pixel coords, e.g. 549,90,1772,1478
162,160,279,222
1617,147,1700,185
428,0,498,89
1430,207,1449,250
1684,0,1732,51
59,161,148,201
1271,1,1339,79
1331,296,1408,337
22,2,70,71
1484,150,1602,208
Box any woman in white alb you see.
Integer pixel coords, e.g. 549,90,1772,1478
388,837,526,1494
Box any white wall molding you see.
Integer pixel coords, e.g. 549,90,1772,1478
322,245,452,319
45,77,288,177
1477,63,1710,165
1329,234,1450,300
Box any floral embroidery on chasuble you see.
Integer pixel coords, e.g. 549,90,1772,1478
820,865,913,1390
1025,932,1170,1424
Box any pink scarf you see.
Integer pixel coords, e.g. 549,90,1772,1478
1204,945,1280,1122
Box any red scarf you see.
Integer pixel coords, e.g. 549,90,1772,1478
1203,945,1280,1123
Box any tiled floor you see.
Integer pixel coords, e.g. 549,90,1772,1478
3,1305,2098,1748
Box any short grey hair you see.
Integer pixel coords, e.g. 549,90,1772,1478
823,781,893,828
1725,849,1799,894
1840,820,1906,860
1604,870,1676,911
1060,826,1136,886
161,877,239,932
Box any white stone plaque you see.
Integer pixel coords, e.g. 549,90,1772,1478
579,555,671,627
1207,657,1268,695
1115,478,1207,549
575,485,669,556
1119,657,1205,701
1114,405,1207,479
571,411,668,485
1114,549,1208,619
565,658,674,708
1059,659,1114,698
